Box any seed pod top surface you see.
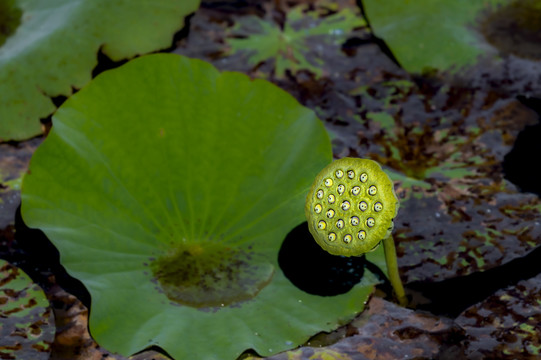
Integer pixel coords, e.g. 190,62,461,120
305,157,399,257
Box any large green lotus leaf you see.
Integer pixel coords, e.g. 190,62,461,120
21,54,379,359
362,0,508,73
0,0,200,142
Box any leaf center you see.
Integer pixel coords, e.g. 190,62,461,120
150,243,274,308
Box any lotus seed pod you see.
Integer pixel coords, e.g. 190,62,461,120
305,157,399,257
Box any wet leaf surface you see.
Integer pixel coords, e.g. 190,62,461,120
366,95,541,283
356,88,541,283
0,259,54,360
456,272,541,359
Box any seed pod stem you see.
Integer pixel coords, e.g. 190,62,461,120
383,235,407,306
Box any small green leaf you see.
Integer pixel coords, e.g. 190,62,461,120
22,54,380,359
227,5,365,78
0,0,200,141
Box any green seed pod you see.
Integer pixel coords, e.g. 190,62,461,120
305,157,399,257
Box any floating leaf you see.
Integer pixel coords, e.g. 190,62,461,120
0,259,55,360
0,0,200,141
226,5,365,78
456,272,541,358
21,54,381,359
363,0,510,73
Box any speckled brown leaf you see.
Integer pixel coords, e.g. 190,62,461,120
355,83,541,283
456,272,541,359
0,259,54,360
47,285,126,360
336,57,541,281
0,138,42,228
243,296,463,360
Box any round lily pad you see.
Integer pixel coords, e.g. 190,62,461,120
21,54,379,359
0,259,54,360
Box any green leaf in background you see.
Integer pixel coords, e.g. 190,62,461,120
0,0,200,142
0,259,55,360
0,0,21,46
362,0,508,73
21,54,381,359
227,5,365,78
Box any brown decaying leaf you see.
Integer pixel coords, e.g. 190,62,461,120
0,138,42,228
0,261,55,360
456,272,541,359
47,285,124,360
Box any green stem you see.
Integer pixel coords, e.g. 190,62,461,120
382,235,407,306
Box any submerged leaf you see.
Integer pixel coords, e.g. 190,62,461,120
21,54,381,359
226,5,365,78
